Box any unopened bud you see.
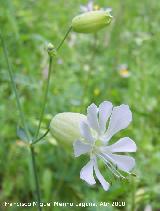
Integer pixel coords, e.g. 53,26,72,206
72,10,112,33
50,112,86,147
47,43,56,57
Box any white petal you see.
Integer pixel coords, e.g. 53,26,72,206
73,140,91,157
80,121,94,143
105,153,135,172
102,137,137,153
87,103,100,133
93,159,110,191
80,159,96,185
104,104,132,142
87,1,94,11
99,101,113,134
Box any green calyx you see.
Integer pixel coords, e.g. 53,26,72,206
50,112,86,147
72,10,112,34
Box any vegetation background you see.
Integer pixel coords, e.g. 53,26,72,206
0,0,160,210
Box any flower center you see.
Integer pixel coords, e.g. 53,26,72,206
90,139,101,156
95,139,102,147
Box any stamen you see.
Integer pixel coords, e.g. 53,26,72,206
102,152,132,176
107,161,124,179
97,153,121,178
98,153,126,179
97,154,120,178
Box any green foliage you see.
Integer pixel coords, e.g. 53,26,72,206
0,0,160,210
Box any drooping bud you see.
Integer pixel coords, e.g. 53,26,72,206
72,10,112,33
50,112,86,147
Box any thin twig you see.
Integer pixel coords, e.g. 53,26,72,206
0,31,31,141
56,26,72,51
32,128,50,145
30,146,42,211
34,26,72,141
33,57,53,140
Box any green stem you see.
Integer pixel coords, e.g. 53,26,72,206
56,26,72,51
34,26,72,141
0,31,42,211
30,146,42,211
0,32,31,141
33,57,53,140
32,128,50,145
1,26,72,210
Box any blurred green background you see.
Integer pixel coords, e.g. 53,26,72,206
0,0,160,210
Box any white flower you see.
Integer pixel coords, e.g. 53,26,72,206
80,0,94,13
80,0,112,13
73,101,137,191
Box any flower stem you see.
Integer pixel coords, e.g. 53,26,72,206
56,26,72,51
30,146,42,211
34,26,72,141
0,31,42,211
1,25,72,210
0,31,31,141
33,56,53,140
32,128,50,145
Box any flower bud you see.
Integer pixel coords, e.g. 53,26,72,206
72,10,112,33
50,112,86,147
47,43,56,57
